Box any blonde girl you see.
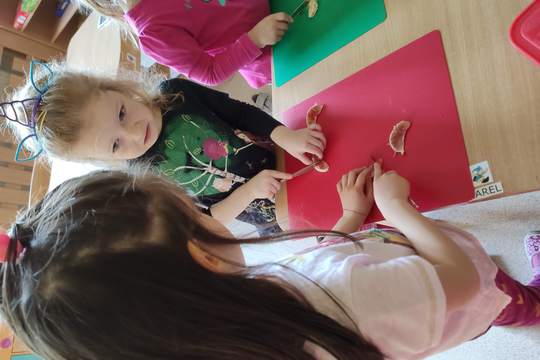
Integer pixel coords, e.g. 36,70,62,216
1,60,326,234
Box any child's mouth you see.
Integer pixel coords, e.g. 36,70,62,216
143,124,150,145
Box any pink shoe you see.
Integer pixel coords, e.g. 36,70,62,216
524,231,540,274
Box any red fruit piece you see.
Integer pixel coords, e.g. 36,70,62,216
306,103,325,127
314,160,330,173
305,103,329,171
388,120,411,155
308,0,319,18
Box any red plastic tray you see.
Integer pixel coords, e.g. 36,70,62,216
510,0,540,65
282,31,474,230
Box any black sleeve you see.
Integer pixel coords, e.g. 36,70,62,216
160,78,283,137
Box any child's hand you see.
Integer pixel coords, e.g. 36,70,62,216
270,125,326,165
373,162,410,209
244,170,292,199
248,13,293,48
337,167,374,219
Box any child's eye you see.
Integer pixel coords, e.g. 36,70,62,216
119,104,126,121
112,139,120,154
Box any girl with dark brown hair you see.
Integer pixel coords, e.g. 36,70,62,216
1,163,537,359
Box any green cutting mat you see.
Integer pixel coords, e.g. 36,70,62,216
270,0,387,86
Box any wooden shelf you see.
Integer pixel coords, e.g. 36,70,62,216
19,0,43,31
0,0,82,51
51,1,77,43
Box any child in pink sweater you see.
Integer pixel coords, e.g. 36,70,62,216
79,0,291,88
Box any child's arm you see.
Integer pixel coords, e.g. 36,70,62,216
372,162,480,310
138,13,292,87
167,79,326,165
332,167,374,234
209,170,292,225
163,78,281,134
140,30,262,87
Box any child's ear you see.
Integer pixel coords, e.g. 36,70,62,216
187,241,222,272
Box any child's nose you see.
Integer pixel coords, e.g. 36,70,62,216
126,121,145,143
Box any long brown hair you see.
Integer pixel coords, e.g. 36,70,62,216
1,167,383,359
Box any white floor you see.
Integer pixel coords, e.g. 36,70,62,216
426,191,540,360
234,190,540,359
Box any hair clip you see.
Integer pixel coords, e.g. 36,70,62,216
30,60,53,96
0,60,53,162
0,229,25,261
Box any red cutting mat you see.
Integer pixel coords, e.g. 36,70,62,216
282,30,474,230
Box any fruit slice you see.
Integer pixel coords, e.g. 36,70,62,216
305,103,324,126
314,160,329,173
305,103,328,172
388,120,411,155
308,0,319,18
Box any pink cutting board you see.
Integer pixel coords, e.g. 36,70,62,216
282,30,474,230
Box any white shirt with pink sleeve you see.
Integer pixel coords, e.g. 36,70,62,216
271,223,511,359
125,0,271,88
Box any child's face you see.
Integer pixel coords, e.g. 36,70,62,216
72,90,163,160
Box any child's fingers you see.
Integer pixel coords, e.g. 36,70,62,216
304,144,323,159
373,162,382,179
262,179,280,198
309,128,327,147
276,22,289,32
269,179,281,195
345,171,354,186
274,12,293,23
354,167,371,188
342,173,348,187
266,170,293,180
275,28,286,36
308,137,325,153
338,174,347,190
308,123,322,131
336,181,343,193
351,168,366,187
346,169,359,186
366,177,374,200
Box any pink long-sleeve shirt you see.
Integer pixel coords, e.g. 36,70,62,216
125,0,271,88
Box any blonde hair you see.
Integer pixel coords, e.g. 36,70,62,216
75,0,137,42
3,60,170,162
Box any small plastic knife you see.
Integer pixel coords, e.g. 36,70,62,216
291,0,309,17
282,159,322,183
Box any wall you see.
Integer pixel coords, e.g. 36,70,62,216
0,131,32,232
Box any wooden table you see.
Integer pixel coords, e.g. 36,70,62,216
274,0,540,226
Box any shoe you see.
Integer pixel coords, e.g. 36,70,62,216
524,231,540,273
252,93,272,113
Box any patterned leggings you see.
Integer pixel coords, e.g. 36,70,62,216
492,269,540,326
